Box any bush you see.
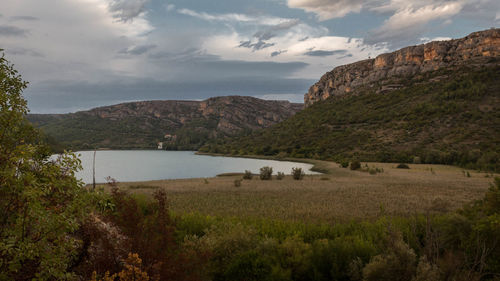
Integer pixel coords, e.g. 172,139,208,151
397,163,410,169
292,167,305,180
234,179,242,187
276,172,285,180
243,170,253,180
260,166,273,180
340,161,349,168
350,160,361,170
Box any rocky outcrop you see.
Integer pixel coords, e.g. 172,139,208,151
305,28,500,106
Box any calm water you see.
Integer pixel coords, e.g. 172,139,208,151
71,150,318,184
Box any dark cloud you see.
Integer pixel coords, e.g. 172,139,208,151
6,47,44,57
25,57,311,113
119,44,157,55
0,25,28,37
304,49,348,57
10,16,39,21
108,0,150,22
238,40,275,50
337,53,353,59
26,77,314,113
271,50,287,57
253,19,300,41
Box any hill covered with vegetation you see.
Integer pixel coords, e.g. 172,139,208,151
28,96,302,151
201,62,500,171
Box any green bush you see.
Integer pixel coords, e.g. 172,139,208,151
234,179,242,187
243,170,253,180
276,172,285,180
350,160,361,170
340,161,349,168
292,167,305,180
260,166,273,180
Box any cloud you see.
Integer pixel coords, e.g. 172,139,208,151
287,0,364,20
9,15,39,21
303,49,348,57
108,0,150,22
119,44,157,55
365,1,464,45
253,19,301,41
271,50,287,57
5,47,44,57
0,25,28,36
177,8,295,26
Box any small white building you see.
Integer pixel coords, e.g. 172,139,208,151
157,142,163,149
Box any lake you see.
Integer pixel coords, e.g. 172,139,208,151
71,150,318,184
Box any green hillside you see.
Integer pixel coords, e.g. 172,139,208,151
200,62,500,171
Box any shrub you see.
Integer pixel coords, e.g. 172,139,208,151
276,172,285,180
243,170,253,180
260,166,273,180
397,163,410,169
350,160,361,170
292,167,305,180
340,161,349,168
234,179,242,187
362,234,417,281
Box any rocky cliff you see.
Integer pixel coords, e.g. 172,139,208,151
29,96,303,150
305,28,500,106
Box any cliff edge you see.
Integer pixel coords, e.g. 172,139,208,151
305,28,500,106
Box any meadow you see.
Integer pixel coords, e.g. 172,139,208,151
102,161,495,223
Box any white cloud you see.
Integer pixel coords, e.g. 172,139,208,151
366,1,463,44
177,8,296,26
287,0,364,20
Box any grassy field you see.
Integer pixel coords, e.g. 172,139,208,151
100,161,496,223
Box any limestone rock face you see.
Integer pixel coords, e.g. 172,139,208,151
304,28,500,106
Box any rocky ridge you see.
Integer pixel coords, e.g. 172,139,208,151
305,28,500,106
29,96,303,150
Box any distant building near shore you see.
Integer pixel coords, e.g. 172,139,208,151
157,142,163,149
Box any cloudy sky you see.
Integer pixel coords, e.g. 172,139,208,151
1,0,498,113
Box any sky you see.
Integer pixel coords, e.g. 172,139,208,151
1,0,499,113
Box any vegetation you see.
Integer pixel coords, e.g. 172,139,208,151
397,163,410,169
350,160,361,170
292,167,305,180
276,171,285,180
260,166,273,180
201,63,500,172
243,170,253,180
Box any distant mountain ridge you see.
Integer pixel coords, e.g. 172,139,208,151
305,28,500,106
28,96,303,150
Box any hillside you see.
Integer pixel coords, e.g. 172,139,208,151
28,96,303,150
200,60,500,171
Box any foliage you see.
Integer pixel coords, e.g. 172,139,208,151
276,172,285,180
291,167,304,180
350,160,361,170
91,253,150,281
234,179,242,187
260,166,273,180
203,63,500,172
0,51,92,280
243,170,253,180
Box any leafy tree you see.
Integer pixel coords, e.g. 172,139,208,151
0,51,90,280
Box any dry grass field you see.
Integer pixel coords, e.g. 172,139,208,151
100,161,497,223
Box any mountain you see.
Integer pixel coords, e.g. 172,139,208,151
200,29,500,172
305,28,500,106
28,96,303,150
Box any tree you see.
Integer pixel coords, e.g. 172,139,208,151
0,51,90,280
